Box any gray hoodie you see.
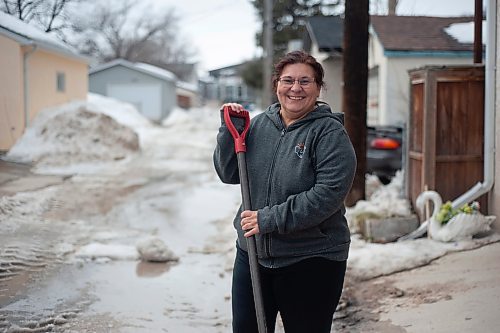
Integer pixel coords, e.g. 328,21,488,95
213,102,356,267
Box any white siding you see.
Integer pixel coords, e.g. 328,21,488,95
319,57,343,112
381,56,474,125
108,83,162,121
369,32,475,125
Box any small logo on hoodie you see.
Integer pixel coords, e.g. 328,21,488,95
295,143,306,158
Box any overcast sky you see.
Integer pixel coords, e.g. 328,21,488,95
151,0,260,73
152,0,478,73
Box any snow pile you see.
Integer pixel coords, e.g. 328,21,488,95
348,232,500,280
346,171,412,233
365,173,383,198
4,95,147,171
162,106,221,133
161,107,194,127
154,106,222,163
74,243,139,261
345,175,500,280
136,237,179,262
86,93,152,131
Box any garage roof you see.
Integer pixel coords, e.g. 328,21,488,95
90,59,177,82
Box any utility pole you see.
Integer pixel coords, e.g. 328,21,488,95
473,0,483,63
343,0,369,206
263,0,273,107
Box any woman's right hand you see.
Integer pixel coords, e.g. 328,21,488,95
221,103,245,113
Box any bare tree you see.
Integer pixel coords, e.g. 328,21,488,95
2,0,196,68
67,0,194,66
0,0,79,33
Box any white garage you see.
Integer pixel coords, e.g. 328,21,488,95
89,59,177,123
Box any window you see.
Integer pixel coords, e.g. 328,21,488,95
56,72,66,92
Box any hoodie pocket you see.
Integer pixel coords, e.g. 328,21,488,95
274,226,328,241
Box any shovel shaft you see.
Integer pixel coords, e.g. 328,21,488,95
237,152,267,333
223,106,267,333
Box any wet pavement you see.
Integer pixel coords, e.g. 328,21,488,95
0,148,239,332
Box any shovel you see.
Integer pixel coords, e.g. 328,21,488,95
223,106,267,333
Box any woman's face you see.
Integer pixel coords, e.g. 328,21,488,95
276,63,320,126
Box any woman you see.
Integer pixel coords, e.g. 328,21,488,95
213,50,356,333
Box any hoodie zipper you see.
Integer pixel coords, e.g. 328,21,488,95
264,118,287,259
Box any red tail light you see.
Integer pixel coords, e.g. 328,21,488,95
370,138,400,150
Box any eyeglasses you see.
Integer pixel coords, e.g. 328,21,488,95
278,77,315,87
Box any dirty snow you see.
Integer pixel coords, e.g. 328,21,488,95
4,96,142,174
1,94,498,332
346,171,412,234
136,237,179,262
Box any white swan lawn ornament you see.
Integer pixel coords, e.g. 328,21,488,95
415,190,495,242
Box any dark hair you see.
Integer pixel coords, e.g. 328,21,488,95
272,50,325,92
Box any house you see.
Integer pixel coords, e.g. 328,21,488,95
303,15,477,126
176,81,199,109
369,15,477,125
89,59,178,122
162,62,198,86
0,12,89,151
161,62,201,108
205,63,259,109
303,15,344,113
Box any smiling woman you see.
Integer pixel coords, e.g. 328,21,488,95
214,50,357,332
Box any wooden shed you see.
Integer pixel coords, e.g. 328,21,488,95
407,65,487,212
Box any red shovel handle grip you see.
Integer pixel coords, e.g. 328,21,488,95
223,106,250,153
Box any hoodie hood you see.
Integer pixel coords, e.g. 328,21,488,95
265,102,344,130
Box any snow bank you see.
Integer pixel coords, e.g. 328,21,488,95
161,106,221,131
161,107,194,127
4,94,148,171
87,93,152,130
348,233,500,280
346,171,412,233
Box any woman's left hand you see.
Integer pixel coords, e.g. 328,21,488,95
240,210,260,237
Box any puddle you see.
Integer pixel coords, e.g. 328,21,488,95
1,235,233,332
82,253,232,332
135,261,174,278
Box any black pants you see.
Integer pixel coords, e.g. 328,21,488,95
232,246,347,333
